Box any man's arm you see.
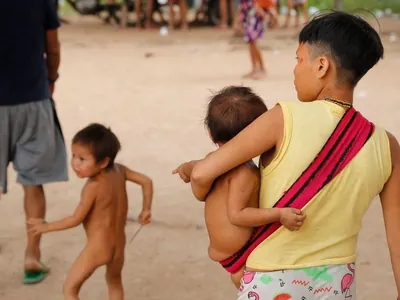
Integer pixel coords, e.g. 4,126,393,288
191,105,283,200
45,29,60,83
380,132,400,296
44,0,61,93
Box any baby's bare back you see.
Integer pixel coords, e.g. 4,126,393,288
84,165,128,249
204,162,260,262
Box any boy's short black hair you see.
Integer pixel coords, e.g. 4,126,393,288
72,123,121,168
299,11,384,86
205,86,268,143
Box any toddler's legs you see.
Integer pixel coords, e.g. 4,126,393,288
63,244,112,300
231,266,245,289
106,254,125,300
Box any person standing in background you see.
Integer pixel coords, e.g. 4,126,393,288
0,0,68,284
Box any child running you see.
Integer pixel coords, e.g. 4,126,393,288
241,0,275,79
173,86,305,288
28,123,153,300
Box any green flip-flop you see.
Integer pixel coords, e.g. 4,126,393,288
22,263,49,285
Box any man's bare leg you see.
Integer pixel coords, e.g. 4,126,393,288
303,2,309,25
179,0,189,30
218,0,228,28
135,0,142,28
144,0,155,28
294,6,300,27
283,0,292,28
168,0,176,30
24,185,47,272
120,3,129,28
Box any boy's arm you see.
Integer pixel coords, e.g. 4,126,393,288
121,164,153,211
191,106,283,200
380,132,400,296
227,169,281,227
29,181,97,234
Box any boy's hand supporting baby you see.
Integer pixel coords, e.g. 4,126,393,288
279,208,306,231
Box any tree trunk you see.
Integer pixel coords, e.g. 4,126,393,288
334,0,343,10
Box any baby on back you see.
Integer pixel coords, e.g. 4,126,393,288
173,86,305,287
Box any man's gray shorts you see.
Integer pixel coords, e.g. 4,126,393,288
0,99,68,194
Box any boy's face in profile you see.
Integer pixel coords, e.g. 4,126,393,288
71,143,105,178
293,43,331,102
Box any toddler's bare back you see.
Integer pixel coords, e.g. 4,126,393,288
83,164,129,247
204,162,260,262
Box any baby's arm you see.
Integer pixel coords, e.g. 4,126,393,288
28,181,97,235
227,169,305,230
173,152,215,184
172,160,199,183
121,164,153,224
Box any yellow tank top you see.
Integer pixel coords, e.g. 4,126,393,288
247,100,392,270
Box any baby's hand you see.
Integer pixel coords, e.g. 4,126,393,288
26,218,48,236
172,163,191,183
279,208,305,231
138,210,151,225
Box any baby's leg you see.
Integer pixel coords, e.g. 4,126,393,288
231,266,245,289
106,251,125,300
64,244,112,300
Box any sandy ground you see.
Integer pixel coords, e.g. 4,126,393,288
1,15,400,300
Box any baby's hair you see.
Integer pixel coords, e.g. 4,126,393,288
72,123,121,169
299,10,384,86
205,86,268,144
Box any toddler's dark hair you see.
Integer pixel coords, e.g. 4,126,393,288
205,86,268,143
72,123,121,169
299,10,384,86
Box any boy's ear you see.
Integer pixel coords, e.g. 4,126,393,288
316,56,330,79
99,157,110,169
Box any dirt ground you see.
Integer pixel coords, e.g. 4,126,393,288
1,15,400,300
